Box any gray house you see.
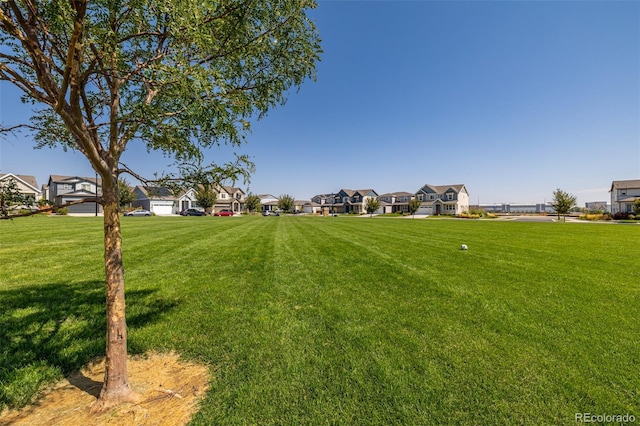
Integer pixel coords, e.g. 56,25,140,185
415,184,469,215
45,175,102,214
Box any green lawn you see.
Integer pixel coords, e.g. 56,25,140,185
1,215,638,424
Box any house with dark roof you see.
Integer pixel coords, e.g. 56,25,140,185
610,180,640,215
415,184,469,215
328,189,379,214
45,175,102,214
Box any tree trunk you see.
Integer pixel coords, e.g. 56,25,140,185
91,183,139,412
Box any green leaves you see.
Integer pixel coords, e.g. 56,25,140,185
1,0,321,171
551,188,577,218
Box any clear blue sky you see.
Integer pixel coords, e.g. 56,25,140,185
1,1,638,205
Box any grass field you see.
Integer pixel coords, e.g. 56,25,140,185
1,215,639,424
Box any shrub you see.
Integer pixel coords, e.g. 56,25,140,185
613,212,630,220
458,213,480,219
56,207,69,215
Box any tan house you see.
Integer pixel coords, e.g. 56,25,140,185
0,173,41,210
610,180,640,214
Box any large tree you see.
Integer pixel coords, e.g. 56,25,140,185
117,178,134,208
0,0,320,412
195,185,217,215
245,193,261,213
277,193,295,213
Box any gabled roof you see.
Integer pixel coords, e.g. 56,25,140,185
48,175,101,185
353,189,377,197
610,180,640,192
223,186,245,195
417,183,467,195
337,188,377,198
0,173,39,191
135,186,175,199
379,191,413,198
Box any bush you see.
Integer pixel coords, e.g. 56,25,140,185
458,213,480,219
579,213,609,221
56,207,69,215
613,212,630,220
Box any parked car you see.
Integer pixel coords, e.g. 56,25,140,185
214,209,234,216
124,209,151,216
262,210,279,216
181,208,205,216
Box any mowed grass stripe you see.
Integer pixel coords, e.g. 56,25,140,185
1,216,639,424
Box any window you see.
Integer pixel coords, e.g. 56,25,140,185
81,183,91,191
59,183,72,190
447,193,454,200
220,193,227,199
429,194,435,200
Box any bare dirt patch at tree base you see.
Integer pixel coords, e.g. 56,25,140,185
0,352,210,426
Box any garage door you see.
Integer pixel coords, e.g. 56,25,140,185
152,203,174,216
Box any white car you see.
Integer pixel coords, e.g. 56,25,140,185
124,209,151,216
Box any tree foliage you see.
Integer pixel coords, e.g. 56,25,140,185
245,193,261,213
278,194,295,213
1,0,321,411
365,197,380,217
551,188,577,221
117,179,134,208
195,185,217,214
0,178,33,217
408,198,421,217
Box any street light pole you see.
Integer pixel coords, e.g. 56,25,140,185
95,172,98,217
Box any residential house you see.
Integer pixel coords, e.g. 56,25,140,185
415,184,469,215
610,180,640,214
176,187,201,213
259,194,279,213
329,189,379,214
134,184,246,215
302,201,322,214
378,192,414,214
46,175,102,214
0,173,41,209
133,186,176,215
216,186,245,213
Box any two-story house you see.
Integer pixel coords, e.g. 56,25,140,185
0,173,41,210
610,179,640,214
378,192,414,214
45,175,102,214
216,186,245,213
330,189,379,214
415,184,469,215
